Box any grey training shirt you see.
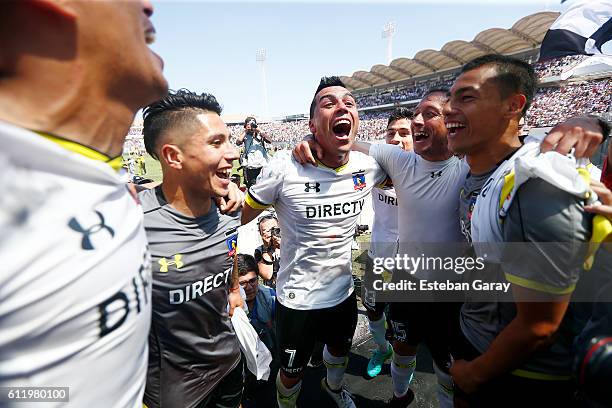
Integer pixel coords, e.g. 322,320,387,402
140,186,241,408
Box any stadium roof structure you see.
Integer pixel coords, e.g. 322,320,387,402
341,11,560,91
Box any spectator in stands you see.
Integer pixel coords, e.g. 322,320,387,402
237,116,272,188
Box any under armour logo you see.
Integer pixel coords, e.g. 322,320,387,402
304,182,320,192
159,254,184,273
430,170,443,179
68,210,115,250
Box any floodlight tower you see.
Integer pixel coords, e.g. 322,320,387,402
256,48,269,118
382,21,396,65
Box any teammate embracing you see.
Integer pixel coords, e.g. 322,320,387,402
242,77,387,408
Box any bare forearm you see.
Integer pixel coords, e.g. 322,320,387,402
258,262,274,280
351,141,371,155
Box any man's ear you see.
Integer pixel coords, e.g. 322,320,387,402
505,93,527,119
160,144,183,170
308,119,316,135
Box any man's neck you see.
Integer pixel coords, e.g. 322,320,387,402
161,178,213,218
465,131,522,175
317,151,349,169
247,298,255,312
0,71,134,158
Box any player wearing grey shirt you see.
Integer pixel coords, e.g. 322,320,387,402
141,187,241,407
446,54,611,408
140,90,245,408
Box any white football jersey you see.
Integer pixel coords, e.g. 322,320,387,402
246,151,386,310
369,185,399,260
0,122,151,408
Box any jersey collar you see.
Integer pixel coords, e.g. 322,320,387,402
314,157,349,173
37,132,123,171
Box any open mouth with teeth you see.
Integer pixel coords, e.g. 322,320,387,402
332,120,352,139
446,122,466,137
216,169,231,182
413,131,429,142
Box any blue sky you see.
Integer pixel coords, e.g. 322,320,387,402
150,0,569,118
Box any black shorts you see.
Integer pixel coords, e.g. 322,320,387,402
196,358,244,408
362,254,387,314
276,291,358,377
388,301,462,372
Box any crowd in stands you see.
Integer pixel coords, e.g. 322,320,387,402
228,118,387,149
355,79,455,108
533,55,587,79
526,78,611,127
125,56,609,154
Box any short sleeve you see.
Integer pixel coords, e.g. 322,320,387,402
245,153,287,209
369,144,415,180
502,178,591,295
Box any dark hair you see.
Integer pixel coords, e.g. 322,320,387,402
387,107,413,126
309,76,347,118
142,88,223,159
244,116,256,127
460,54,537,116
237,254,258,277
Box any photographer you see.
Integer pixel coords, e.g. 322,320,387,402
237,116,272,188
254,213,280,289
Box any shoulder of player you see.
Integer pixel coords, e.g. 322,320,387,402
138,186,160,213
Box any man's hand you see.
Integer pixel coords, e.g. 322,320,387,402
292,134,322,166
541,116,604,158
450,359,485,394
228,289,244,317
215,182,244,214
585,180,612,219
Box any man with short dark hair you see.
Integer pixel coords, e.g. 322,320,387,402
446,54,612,407
237,116,272,188
0,1,167,406
237,253,277,352
243,76,387,408
141,89,244,408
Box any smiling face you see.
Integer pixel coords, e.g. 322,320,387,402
386,118,413,151
308,86,359,160
444,65,511,156
410,92,452,161
177,112,238,198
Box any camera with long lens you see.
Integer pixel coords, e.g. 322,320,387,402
248,119,258,130
270,227,281,240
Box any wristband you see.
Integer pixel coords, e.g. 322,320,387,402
229,286,240,293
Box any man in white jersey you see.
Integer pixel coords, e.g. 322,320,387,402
242,77,387,408
0,1,167,407
444,54,612,407
363,107,413,380
295,90,468,408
